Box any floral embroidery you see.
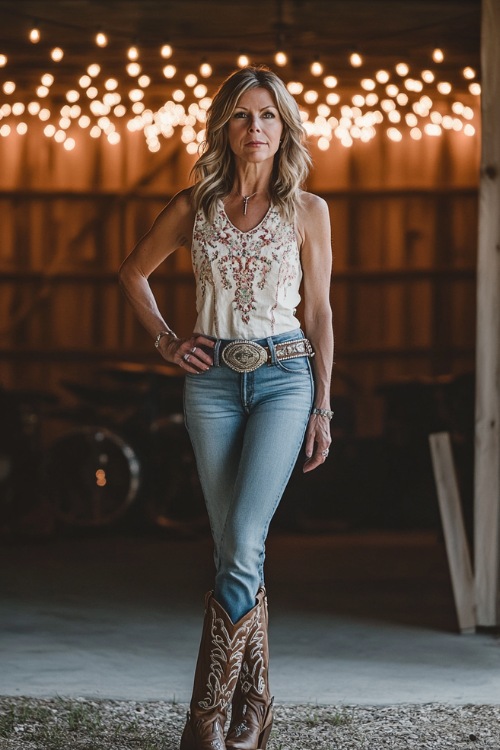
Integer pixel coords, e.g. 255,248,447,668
191,202,302,337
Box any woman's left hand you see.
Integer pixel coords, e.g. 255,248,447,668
303,414,332,472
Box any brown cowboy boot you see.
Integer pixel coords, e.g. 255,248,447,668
180,592,257,750
225,589,274,750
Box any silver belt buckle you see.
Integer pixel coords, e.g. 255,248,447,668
221,340,268,373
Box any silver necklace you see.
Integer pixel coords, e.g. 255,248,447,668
238,191,259,215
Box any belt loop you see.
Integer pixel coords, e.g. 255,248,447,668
266,336,277,365
213,340,222,367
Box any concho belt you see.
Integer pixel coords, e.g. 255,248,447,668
221,338,314,373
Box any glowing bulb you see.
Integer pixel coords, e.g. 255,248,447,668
29,27,40,43
387,127,402,142
39,108,50,121
395,62,409,76
425,123,442,136
128,46,139,60
437,81,452,95
376,70,390,84
66,90,80,103
59,117,71,129
16,122,28,136
0,124,11,136
114,104,126,117
0,54,7,67
396,93,408,105
185,74,198,87
311,60,323,76
326,92,340,105
96,32,108,47
54,130,66,143
194,84,207,98
79,115,90,128
51,47,64,62
421,70,435,83
386,84,398,97
138,75,151,88
86,86,98,99
88,64,101,77
3,81,15,94
274,51,288,66
361,78,376,91
352,94,365,107
464,124,475,136
129,88,144,102
64,137,75,150
90,126,101,138
287,82,303,95
161,44,173,58
163,65,176,79
469,82,481,96
463,66,476,80
173,89,185,102
317,136,330,150
405,113,418,127
410,127,422,140
304,90,319,104
388,110,401,123
349,51,363,67
105,78,118,91
11,102,24,116
36,85,49,97
432,48,444,63
199,62,212,77
79,75,91,88
43,124,55,137
317,104,331,117
108,131,121,144
28,101,41,115
238,54,250,67
365,93,378,106
323,75,337,89
126,62,141,76
186,141,198,155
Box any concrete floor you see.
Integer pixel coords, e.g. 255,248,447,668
1,530,499,705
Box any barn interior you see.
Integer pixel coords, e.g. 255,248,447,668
1,0,499,708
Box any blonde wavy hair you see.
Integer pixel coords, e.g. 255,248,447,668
191,66,312,224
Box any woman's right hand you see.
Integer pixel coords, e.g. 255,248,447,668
159,334,215,374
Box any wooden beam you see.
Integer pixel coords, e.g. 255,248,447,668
429,433,476,633
474,0,500,626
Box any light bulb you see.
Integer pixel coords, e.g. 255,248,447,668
326,92,340,105
361,78,375,91
66,90,80,103
287,82,304,95
437,81,452,95
41,73,54,87
349,51,363,67
304,90,318,104
421,70,435,83
463,67,476,80
0,54,7,67
128,46,139,61
163,65,176,79
29,27,41,43
376,70,390,84
3,81,16,94
238,54,250,67
185,74,198,87
469,82,481,96
88,64,101,77
105,78,118,91
161,44,173,58
311,60,323,76
138,75,151,88
323,75,337,89
387,127,402,142
432,48,444,63
79,75,91,88
200,62,212,78
96,32,108,47
274,51,287,67
51,47,64,62
395,62,409,76
126,62,141,76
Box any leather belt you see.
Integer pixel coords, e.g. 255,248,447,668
220,338,314,373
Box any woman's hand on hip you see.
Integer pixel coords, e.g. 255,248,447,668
159,334,215,373
303,413,332,472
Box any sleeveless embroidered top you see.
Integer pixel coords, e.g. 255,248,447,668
191,200,302,339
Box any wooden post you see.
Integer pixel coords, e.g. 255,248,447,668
474,0,500,626
429,433,476,633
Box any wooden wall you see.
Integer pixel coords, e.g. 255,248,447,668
0,116,479,435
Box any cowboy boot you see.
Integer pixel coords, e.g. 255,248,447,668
180,592,257,750
225,588,274,750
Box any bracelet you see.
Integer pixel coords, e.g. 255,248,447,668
311,407,334,420
154,329,178,349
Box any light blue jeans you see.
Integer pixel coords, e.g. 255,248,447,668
184,329,314,623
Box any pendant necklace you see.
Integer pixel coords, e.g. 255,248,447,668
239,191,259,215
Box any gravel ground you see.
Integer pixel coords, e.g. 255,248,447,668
0,698,499,750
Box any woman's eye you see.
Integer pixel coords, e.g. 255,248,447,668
263,112,275,118
234,112,247,118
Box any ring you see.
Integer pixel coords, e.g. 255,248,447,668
190,346,197,354
183,353,190,363
321,449,329,457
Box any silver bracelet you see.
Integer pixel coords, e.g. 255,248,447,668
154,329,178,349
311,407,334,420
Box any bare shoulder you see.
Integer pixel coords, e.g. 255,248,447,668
296,191,331,245
166,187,196,218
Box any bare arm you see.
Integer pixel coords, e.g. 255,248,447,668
118,190,214,372
297,193,334,472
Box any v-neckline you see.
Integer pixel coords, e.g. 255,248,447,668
219,199,273,235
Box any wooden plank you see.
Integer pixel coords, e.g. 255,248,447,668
474,0,500,626
429,432,476,633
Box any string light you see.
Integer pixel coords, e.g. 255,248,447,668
287,81,304,95
87,64,101,77
311,59,323,76
51,47,64,62
432,48,444,63
349,51,363,67
128,46,139,61
323,75,337,89
66,90,80,103
376,70,390,83
421,70,435,83
395,62,409,76
274,50,288,66
163,65,176,79
469,82,481,96
463,67,476,80
0,54,7,67
95,31,108,47
185,74,198,87
29,26,41,43
161,44,173,58
3,81,16,94
138,75,151,87
199,61,212,77
238,54,250,67
105,78,118,91
361,79,376,91
126,62,141,76
437,81,452,95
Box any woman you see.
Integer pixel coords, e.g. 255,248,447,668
119,65,333,750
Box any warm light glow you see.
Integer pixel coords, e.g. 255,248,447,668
54,129,66,143
430,111,442,124
405,113,418,127
352,94,365,107
437,81,452,95
28,101,41,115
105,78,118,91
194,84,207,98
432,48,444,63
349,51,363,67
0,124,11,136
395,62,409,76
317,104,331,117
173,89,186,102
361,78,376,91
108,131,121,144
186,141,199,155
126,62,141,76
462,106,474,120
410,127,422,140
238,54,250,67
388,110,401,123
421,70,435,83
127,45,138,61
79,75,91,88
323,75,337,89
161,44,173,58
86,86,98,99
424,123,442,136
138,75,151,88
365,93,379,106
96,32,108,47
29,27,41,43
274,50,288,66
304,90,319,104
0,54,7,67
376,70,390,84
381,99,396,112
51,47,64,62
387,127,402,142
129,88,144,101
64,137,75,150
16,122,28,135
287,81,304,95
326,92,340,105
469,82,481,96
163,65,176,79
88,64,101,77
386,84,399,97
39,108,50,121
44,124,56,137
12,102,25,115
464,123,475,136
66,90,80,103
199,62,212,77
132,102,145,114
78,115,91,128
396,93,408,105
185,74,198,87
462,66,476,80
317,136,330,150
36,85,49,98
3,81,16,95
90,126,101,138
114,104,126,117
311,60,323,76
41,73,54,87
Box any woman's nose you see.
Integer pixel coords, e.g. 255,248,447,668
248,116,261,131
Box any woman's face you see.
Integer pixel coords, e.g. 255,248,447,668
227,87,284,165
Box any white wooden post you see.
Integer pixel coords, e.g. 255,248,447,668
474,0,500,626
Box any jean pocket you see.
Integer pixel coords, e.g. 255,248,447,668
275,356,310,374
